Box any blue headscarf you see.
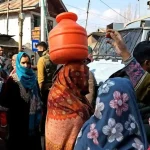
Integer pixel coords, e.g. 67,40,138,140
74,78,148,150
16,52,42,135
16,52,36,89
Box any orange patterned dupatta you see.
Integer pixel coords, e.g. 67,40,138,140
45,62,93,150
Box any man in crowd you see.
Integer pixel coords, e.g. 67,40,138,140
0,47,4,57
37,42,57,149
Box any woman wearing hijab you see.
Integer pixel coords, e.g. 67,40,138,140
45,61,93,150
74,77,148,150
9,54,17,76
0,52,42,150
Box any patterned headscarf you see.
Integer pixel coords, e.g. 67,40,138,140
74,78,148,150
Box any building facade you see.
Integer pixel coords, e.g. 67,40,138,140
0,0,67,46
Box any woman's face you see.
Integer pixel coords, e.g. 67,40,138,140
20,56,31,68
12,55,16,68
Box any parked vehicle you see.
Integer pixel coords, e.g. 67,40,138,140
88,20,150,86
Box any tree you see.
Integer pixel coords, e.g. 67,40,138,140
116,4,139,24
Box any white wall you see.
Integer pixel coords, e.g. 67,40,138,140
22,13,32,45
0,13,32,45
0,11,57,45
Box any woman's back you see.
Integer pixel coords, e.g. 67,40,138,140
74,77,148,150
45,62,93,150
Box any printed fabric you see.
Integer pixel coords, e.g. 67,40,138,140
45,62,93,150
74,77,148,150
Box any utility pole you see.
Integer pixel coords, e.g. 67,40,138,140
18,0,24,52
85,0,90,29
6,0,9,35
40,0,46,41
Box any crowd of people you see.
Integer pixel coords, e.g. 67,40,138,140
0,29,150,150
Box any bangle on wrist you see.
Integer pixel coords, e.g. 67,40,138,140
123,54,132,62
123,55,134,66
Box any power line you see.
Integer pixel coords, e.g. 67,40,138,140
78,17,106,27
80,21,105,27
98,0,131,21
65,3,115,21
78,20,86,24
65,4,85,11
66,3,114,20
78,19,86,21
85,0,90,29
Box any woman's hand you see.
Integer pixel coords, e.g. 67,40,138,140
106,29,130,61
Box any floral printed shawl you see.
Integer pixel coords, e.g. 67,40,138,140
74,77,148,150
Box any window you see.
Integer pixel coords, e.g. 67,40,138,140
47,20,53,32
33,15,40,27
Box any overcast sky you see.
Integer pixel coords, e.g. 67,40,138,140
62,0,149,34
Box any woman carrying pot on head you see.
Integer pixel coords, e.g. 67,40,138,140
45,61,93,150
